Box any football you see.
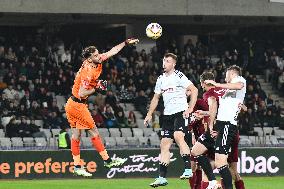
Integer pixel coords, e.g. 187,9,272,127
146,23,162,39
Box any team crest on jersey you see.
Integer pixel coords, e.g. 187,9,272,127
222,90,237,98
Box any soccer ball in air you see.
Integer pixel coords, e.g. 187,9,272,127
146,23,162,40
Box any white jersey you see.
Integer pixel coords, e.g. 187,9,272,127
154,70,192,115
217,76,246,125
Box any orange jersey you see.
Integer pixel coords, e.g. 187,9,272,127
71,54,107,99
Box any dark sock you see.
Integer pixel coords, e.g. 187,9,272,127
218,165,233,189
181,154,191,169
104,158,112,164
75,165,81,168
159,162,168,178
196,155,216,181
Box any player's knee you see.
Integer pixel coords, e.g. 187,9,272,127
215,154,227,168
173,132,185,144
88,128,99,137
72,130,81,140
191,148,198,157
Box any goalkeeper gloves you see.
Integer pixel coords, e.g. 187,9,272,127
96,80,108,91
125,38,139,45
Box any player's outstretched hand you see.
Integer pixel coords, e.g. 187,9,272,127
183,108,193,119
125,38,139,45
204,80,217,86
143,114,152,127
96,80,108,91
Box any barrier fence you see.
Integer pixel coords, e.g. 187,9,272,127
0,148,283,179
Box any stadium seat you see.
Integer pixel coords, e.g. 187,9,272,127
263,127,273,136
270,136,279,145
115,137,128,146
265,137,272,145
51,129,61,137
138,137,149,146
120,128,132,137
11,137,24,147
136,119,144,128
239,138,252,146
40,129,52,138
35,138,47,147
35,120,44,127
48,138,58,147
23,137,35,147
81,130,88,137
0,129,5,137
109,128,121,137
81,137,92,148
143,128,154,137
55,95,66,111
126,137,139,146
98,128,110,137
149,135,160,147
274,129,284,137
0,138,12,149
104,137,116,148
248,136,256,145
67,129,72,137
132,128,144,137
258,136,265,144
253,127,263,136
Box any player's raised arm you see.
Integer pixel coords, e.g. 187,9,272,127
103,38,139,59
204,65,245,90
144,93,161,126
204,80,244,90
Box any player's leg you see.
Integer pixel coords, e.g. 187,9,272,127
174,130,193,179
214,121,238,189
71,128,82,166
71,128,92,177
229,162,245,189
150,137,173,187
228,132,245,189
189,160,197,189
173,113,193,179
200,159,216,189
65,101,92,177
194,166,202,189
88,127,126,168
191,134,217,187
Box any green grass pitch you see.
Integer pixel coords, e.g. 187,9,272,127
1,177,283,189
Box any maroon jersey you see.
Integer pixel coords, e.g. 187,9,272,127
203,87,227,105
188,99,208,139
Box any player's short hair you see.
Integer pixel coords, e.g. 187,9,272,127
82,46,97,59
227,65,241,75
200,72,215,83
164,53,177,62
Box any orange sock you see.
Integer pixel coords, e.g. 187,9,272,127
91,136,109,160
71,139,80,155
71,139,81,166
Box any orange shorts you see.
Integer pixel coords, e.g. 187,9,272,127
65,97,95,129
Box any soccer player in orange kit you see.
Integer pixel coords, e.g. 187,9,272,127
65,38,139,177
